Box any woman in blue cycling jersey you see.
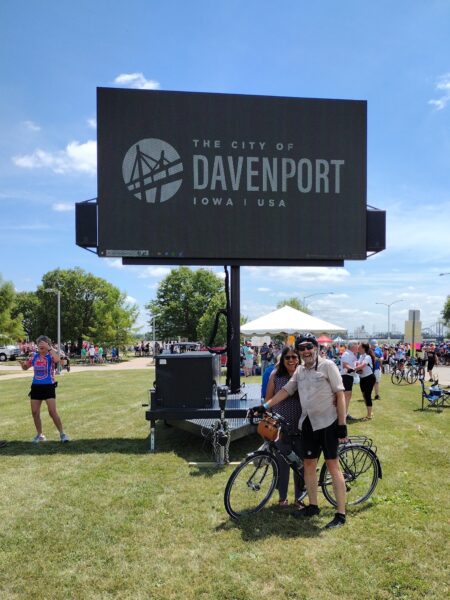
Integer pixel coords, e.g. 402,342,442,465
21,335,70,443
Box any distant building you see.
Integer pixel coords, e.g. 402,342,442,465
353,325,368,339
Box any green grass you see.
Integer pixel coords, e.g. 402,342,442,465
0,372,449,599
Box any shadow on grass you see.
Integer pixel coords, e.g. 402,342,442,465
216,498,375,541
216,508,323,540
0,425,261,461
0,438,149,455
148,421,262,467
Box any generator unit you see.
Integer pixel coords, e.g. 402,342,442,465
153,352,220,409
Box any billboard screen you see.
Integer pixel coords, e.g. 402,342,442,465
97,88,367,264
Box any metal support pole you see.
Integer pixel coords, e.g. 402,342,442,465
387,306,391,344
149,424,155,452
57,290,61,374
230,265,241,394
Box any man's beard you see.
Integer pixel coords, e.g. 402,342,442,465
303,351,317,368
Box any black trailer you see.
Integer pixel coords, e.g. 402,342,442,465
143,352,262,462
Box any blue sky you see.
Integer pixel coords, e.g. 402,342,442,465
1,0,449,337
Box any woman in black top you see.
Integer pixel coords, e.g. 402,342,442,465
426,343,438,381
265,346,303,507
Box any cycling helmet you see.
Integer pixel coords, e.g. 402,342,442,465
295,333,318,349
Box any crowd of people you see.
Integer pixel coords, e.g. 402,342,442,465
19,341,120,364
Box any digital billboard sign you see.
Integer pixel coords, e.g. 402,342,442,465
97,88,367,265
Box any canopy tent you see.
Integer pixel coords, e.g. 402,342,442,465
317,335,333,345
240,306,346,337
333,336,344,343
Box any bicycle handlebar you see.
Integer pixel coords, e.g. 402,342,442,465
246,408,290,429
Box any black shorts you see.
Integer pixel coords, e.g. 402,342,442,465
29,383,57,401
301,416,339,460
342,374,354,391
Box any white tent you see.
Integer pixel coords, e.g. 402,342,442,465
241,305,346,336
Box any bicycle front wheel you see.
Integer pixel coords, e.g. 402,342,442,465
319,444,379,506
224,451,278,519
391,369,403,385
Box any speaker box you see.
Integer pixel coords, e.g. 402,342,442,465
76,202,98,247
366,209,386,252
154,352,220,409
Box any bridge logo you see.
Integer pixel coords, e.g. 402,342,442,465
122,138,183,203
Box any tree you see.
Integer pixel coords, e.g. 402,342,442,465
197,291,228,346
277,296,311,314
88,291,139,347
35,268,138,348
443,296,450,326
146,267,224,341
0,275,25,342
11,291,40,340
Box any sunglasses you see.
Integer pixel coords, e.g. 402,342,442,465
297,343,315,351
284,355,298,360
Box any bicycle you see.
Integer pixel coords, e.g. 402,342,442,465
224,411,382,519
391,358,423,385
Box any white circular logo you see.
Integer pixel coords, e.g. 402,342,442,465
122,138,183,203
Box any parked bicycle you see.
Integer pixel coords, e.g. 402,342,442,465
224,411,382,519
391,358,425,385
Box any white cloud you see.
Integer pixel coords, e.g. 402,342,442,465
244,266,351,284
87,118,97,129
52,203,73,212
241,300,276,319
257,287,271,292
137,266,172,278
114,73,160,90
23,120,41,132
125,295,138,304
387,200,450,259
429,73,450,110
13,140,97,175
105,258,125,270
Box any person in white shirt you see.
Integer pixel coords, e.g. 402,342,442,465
261,333,348,530
340,341,358,422
355,342,376,420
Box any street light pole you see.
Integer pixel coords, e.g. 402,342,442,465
44,288,61,373
302,292,334,308
150,314,160,363
375,300,404,343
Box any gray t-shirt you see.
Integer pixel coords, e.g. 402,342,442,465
283,357,344,431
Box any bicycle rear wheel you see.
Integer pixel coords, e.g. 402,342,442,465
224,451,278,519
319,444,379,506
406,367,418,384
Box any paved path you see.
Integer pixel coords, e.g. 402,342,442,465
0,356,154,381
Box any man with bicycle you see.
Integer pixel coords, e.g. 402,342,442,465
259,333,348,529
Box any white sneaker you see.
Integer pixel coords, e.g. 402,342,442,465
32,434,46,443
60,433,70,443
